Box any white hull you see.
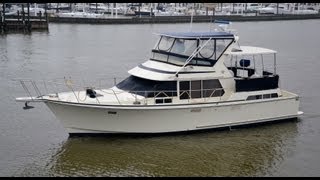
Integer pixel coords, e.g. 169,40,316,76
44,93,301,135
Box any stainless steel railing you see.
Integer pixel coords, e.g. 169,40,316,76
13,77,228,105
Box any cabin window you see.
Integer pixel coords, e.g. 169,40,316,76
246,93,279,101
203,80,224,97
155,99,163,104
168,55,186,66
179,81,190,99
263,94,271,99
271,93,278,98
179,79,224,99
153,52,168,62
191,80,202,98
155,98,172,104
246,95,262,100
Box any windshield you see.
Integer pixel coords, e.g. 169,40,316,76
152,36,233,66
116,76,177,97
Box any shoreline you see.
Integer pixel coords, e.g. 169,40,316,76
47,14,320,24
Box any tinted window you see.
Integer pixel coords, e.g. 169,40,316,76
246,95,263,100
179,80,224,99
263,94,271,99
191,80,201,98
116,76,177,97
179,81,190,99
203,79,224,97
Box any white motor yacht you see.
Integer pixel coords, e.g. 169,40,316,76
16,22,303,135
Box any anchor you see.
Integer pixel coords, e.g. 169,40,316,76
23,102,34,110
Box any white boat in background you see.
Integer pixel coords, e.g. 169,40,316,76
258,3,319,15
55,11,104,18
55,3,104,18
294,9,318,14
15,21,303,135
88,3,108,13
257,4,278,14
245,3,262,13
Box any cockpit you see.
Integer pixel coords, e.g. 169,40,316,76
150,32,235,67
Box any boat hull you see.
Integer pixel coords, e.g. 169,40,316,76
44,95,301,135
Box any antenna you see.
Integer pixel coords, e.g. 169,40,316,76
189,11,193,32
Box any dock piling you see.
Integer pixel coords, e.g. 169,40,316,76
1,3,48,33
1,3,6,33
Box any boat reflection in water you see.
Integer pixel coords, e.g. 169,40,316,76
44,120,298,176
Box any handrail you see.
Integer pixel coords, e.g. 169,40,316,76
14,78,230,105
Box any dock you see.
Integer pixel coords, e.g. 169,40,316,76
1,3,48,33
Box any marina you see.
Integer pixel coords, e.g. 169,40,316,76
1,3,320,31
0,7,320,177
48,14,320,24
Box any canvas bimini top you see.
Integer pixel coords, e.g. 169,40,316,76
155,31,234,39
228,46,277,56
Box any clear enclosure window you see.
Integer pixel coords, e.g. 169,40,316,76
171,39,198,56
158,37,175,51
199,39,215,59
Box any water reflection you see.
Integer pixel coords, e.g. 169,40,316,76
45,121,298,177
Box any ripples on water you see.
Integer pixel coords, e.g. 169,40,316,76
17,122,299,177
0,20,320,177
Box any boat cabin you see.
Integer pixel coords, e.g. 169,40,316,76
116,33,279,105
225,46,279,92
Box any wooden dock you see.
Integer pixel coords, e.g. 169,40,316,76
1,18,48,32
1,3,49,33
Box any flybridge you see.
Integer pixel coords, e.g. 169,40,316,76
155,31,234,39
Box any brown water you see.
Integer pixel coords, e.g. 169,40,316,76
0,20,320,176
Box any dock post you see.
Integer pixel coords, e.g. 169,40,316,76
44,3,48,24
21,4,25,31
17,10,20,21
2,3,5,22
0,5,2,33
27,3,31,32
0,4,2,33
2,3,6,33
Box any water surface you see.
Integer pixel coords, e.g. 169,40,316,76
0,20,320,176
